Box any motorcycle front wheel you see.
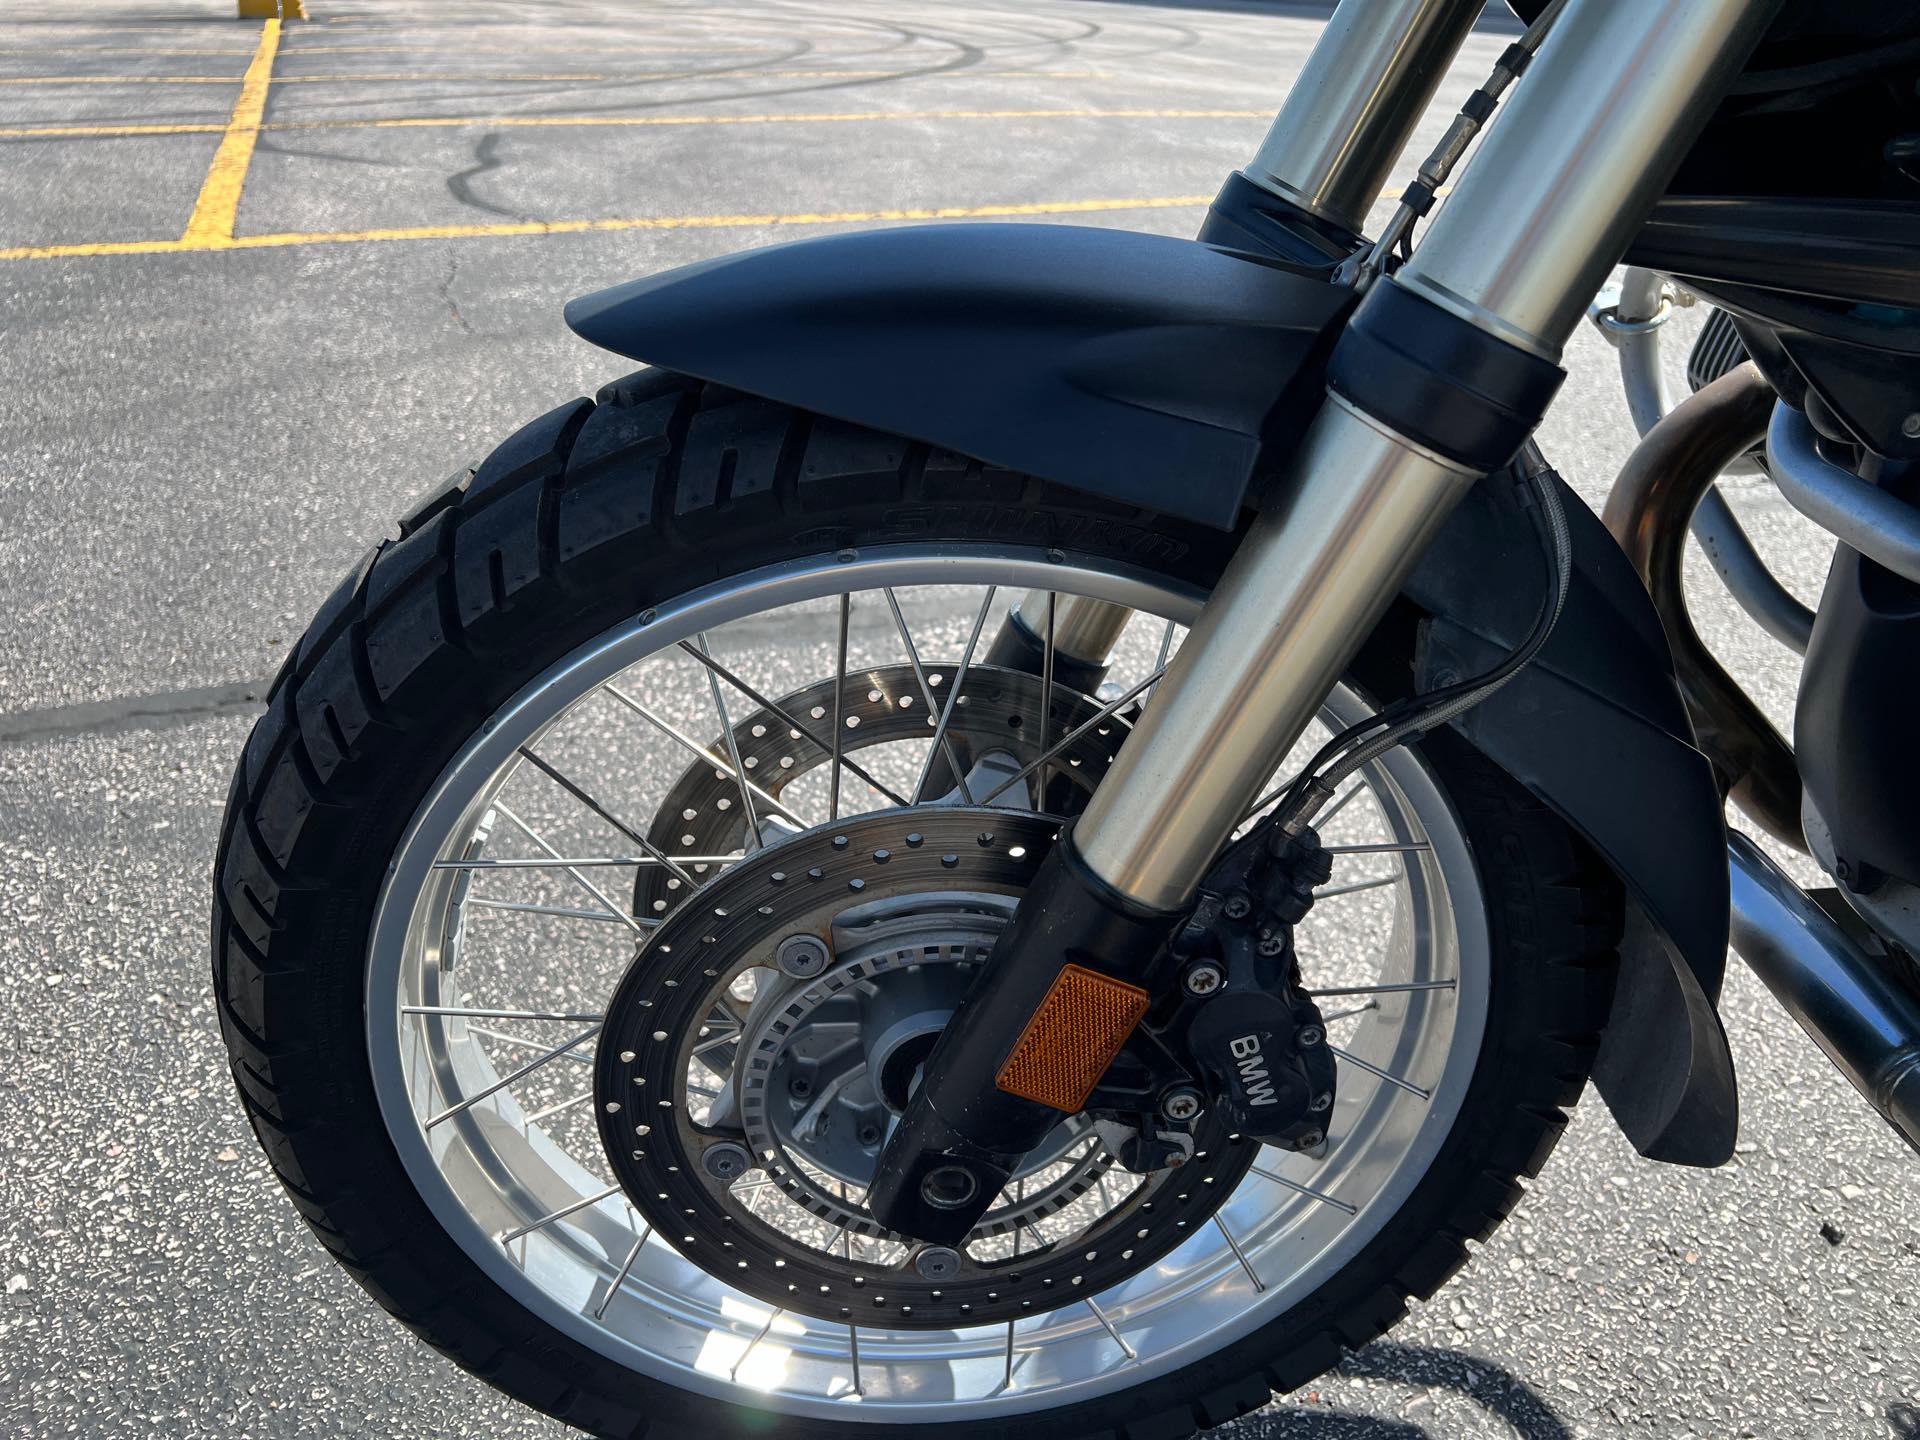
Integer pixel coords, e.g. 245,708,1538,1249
213,369,1620,1439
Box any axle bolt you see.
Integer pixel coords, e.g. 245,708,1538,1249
1297,1025,1324,1047
775,932,831,978
914,1246,963,1281
1160,1088,1204,1123
921,1165,980,1211
702,1142,752,1181
1183,963,1224,997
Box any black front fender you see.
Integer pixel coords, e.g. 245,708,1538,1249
565,221,1736,1166
565,223,1351,530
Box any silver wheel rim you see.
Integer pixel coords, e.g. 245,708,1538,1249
366,546,1490,1421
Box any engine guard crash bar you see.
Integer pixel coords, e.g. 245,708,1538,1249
1730,834,1920,1153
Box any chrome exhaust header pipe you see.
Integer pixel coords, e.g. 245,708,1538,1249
1728,833,1920,1150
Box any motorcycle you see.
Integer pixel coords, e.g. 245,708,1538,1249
210,0,1920,1434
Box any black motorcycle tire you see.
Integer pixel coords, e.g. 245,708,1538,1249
213,368,1622,1440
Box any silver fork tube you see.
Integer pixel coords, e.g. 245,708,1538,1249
1076,407,1475,907
1245,0,1486,232
1028,0,1489,667
1075,0,1779,912
1398,0,1779,359
1009,591,1132,669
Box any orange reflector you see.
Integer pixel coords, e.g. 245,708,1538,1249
995,964,1149,1112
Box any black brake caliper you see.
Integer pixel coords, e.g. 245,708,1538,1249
1164,824,1337,1149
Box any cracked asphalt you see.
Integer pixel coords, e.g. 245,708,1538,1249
2,1,1917,1438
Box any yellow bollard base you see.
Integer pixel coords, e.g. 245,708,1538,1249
238,0,307,17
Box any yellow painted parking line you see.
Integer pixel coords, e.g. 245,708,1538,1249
0,45,259,55
181,18,280,247
0,68,1101,87
0,122,229,139
0,108,1267,143
0,72,601,85
0,194,1213,262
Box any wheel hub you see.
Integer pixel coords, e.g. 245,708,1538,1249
594,808,1255,1327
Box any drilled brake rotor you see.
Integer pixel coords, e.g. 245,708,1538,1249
635,664,1131,916
595,808,1254,1328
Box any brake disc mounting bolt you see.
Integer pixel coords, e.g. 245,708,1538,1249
775,932,831,978
1161,1088,1204,1123
1183,963,1224,997
702,1142,751,1181
913,1246,963,1281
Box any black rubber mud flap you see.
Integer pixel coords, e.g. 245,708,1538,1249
1405,471,1739,1167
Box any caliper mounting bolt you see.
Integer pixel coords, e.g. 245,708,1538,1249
1160,1087,1204,1123
1183,963,1224,997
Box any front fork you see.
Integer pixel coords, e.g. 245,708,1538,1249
870,0,1781,1240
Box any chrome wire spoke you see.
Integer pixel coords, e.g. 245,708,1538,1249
465,1024,598,1060
491,802,657,936
1329,1043,1433,1100
883,587,975,804
404,1005,605,1022
692,632,765,846
1307,979,1458,998
1037,589,1057,798
830,592,850,821
435,852,744,870
465,897,632,925
1316,1001,1380,1024
731,1308,784,1381
1084,1296,1138,1363
1326,841,1432,855
513,751,697,890
1147,615,1177,702
975,665,1164,807
526,1090,595,1124
1314,872,1400,899
594,1226,651,1321
499,1184,624,1244
1249,1162,1359,1216
676,637,911,808
1214,1214,1266,1292
911,584,996,804
603,682,808,829
426,1024,599,1129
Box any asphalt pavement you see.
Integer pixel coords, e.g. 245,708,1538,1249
2,1,1916,1437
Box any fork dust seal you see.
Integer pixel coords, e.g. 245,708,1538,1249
867,827,1181,1243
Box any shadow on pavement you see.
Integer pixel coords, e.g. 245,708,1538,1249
1254,1342,1571,1438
